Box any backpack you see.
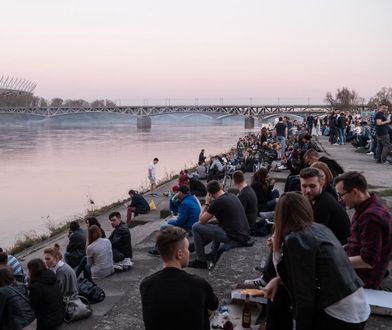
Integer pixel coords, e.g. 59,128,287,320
77,278,105,304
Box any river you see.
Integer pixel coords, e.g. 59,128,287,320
0,120,247,248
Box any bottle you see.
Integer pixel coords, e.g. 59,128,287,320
242,294,251,328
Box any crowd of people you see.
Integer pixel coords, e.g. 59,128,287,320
1,105,391,330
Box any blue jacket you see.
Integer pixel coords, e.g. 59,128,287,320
168,194,201,229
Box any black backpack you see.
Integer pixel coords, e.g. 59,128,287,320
77,278,105,304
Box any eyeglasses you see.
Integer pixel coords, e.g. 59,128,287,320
337,189,353,199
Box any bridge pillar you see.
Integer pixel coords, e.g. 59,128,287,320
244,116,255,129
137,116,151,129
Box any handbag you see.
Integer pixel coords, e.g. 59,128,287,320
64,296,92,323
78,278,105,304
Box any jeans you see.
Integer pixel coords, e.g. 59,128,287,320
192,223,231,262
376,134,391,162
75,256,92,280
329,128,338,144
261,189,280,212
338,128,346,144
277,136,286,159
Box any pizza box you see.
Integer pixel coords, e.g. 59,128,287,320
231,289,268,305
364,289,392,316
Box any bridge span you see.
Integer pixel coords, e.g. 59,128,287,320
0,104,369,129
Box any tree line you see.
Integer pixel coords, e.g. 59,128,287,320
0,87,391,108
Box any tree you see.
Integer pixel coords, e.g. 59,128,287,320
90,99,105,107
51,98,63,107
325,87,364,110
368,87,392,109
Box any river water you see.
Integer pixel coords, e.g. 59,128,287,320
0,121,247,248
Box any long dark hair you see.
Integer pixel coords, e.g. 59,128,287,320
273,192,314,254
0,267,15,287
27,258,47,287
252,168,269,194
87,225,102,246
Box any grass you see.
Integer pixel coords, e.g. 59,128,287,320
354,147,368,154
376,189,392,197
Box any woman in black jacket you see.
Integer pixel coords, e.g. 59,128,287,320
0,267,35,330
264,193,369,330
27,258,64,330
250,167,279,213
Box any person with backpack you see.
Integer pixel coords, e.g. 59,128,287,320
337,112,348,145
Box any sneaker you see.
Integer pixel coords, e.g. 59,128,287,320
277,165,287,170
113,263,124,271
367,151,374,155
122,258,134,267
148,249,160,256
187,259,208,269
244,277,267,288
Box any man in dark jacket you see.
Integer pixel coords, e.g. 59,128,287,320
64,221,86,268
303,149,344,177
127,190,150,225
109,211,133,271
300,168,350,244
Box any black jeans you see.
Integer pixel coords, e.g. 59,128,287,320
266,285,293,330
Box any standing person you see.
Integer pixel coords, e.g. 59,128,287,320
306,114,315,134
264,192,370,330
274,117,287,159
140,227,219,330
233,170,258,228
86,225,114,279
367,109,377,156
148,158,159,196
329,112,338,145
0,268,35,330
27,258,64,330
198,149,206,164
337,112,347,145
127,190,150,225
64,221,86,269
374,102,391,164
108,211,133,270
335,172,392,289
43,245,79,299
189,181,250,269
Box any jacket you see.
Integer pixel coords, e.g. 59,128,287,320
129,194,150,213
167,194,201,230
66,228,86,268
0,284,35,330
277,223,363,330
29,269,64,330
109,221,133,259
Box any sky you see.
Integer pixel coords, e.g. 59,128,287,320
1,0,392,103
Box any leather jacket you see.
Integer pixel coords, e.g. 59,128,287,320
277,223,363,330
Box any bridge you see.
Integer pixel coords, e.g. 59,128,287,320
0,104,369,129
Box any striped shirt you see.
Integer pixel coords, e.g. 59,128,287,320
7,255,24,277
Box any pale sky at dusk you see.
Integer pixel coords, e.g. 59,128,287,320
2,0,392,103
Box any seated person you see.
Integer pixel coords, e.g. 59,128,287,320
127,189,150,225
149,186,201,256
233,170,258,228
64,221,86,268
189,176,207,197
207,156,224,181
178,170,190,187
241,149,255,173
108,211,133,271
335,172,392,289
303,149,344,177
140,227,219,330
85,216,106,238
251,168,279,213
169,185,181,215
0,248,25,283
86,225,114,279
189,181,251,269
195,162,207,180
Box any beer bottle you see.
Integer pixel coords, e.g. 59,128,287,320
242,294,251,328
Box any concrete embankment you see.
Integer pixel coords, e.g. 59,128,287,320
22,136,392,330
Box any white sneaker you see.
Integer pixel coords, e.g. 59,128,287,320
122,258,134,267
113,263,124,271
244,277,267,288
367,151,374,155
277,165,287,170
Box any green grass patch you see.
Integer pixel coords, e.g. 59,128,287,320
354,147,368,154
377,189,392,197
